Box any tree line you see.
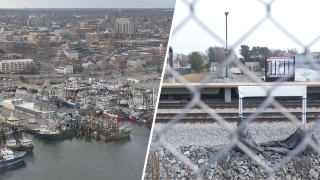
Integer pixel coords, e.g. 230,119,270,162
174,45,298,73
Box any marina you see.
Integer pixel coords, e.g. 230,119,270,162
0,76,156,180
1,121,151,180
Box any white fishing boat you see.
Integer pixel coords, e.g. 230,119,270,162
6,139,18,149
18,138,35,151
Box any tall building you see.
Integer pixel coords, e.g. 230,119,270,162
27,18,44,27
80,20,102,33
115,18,136,37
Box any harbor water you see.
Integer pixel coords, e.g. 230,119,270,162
0,121,151,180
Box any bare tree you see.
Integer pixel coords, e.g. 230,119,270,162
214,46,226,63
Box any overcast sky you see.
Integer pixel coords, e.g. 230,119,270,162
0,0,176,8
170,0,320,56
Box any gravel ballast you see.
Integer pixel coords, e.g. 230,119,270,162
146,122,320,180
152,122,320,148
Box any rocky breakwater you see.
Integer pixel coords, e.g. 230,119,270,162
146,145,320,180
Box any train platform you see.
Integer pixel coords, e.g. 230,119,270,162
161,82,320,102
162,82,320,88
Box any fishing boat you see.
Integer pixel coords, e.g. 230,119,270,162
6,139,18,149
30,125,48,134
0,148,27,168
100,126,131,141
36,119,73,140
18,138,35,151
102,110,125,121
37,130,73,140
129,111,141,121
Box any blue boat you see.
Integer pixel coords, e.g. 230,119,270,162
0,148,27,168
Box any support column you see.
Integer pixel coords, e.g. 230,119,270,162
302,98,306,124
225,88,231,102
239,98,243,117
224,77,231,103
169,77,175,83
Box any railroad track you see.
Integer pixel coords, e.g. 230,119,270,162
155,112,320,123
158,102,320,109
156,117,319,123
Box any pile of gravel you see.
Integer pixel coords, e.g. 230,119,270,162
146,146,320,180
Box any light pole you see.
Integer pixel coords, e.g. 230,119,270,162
225,12,229,78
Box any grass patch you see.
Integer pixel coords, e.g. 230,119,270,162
163,72,210,83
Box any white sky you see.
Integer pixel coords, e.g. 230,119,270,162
0,0,175,8
170,0,320,56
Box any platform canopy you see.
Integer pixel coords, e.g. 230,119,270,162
238,86,307,98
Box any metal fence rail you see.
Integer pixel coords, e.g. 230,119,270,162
145,0,320,179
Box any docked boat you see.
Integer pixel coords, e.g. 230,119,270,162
100,126,131,141
6,139,18,149
30,125,48,134
18,138,35,151
102,110,125,121
0,148,27,168
129,111,141,121
37,130,73,140
6,138,35,152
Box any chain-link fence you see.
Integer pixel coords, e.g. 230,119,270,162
144,0,320,179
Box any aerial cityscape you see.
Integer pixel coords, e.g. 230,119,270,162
4,0,320,180
0,8,173,180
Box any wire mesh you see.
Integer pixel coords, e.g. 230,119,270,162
144,0,320,179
